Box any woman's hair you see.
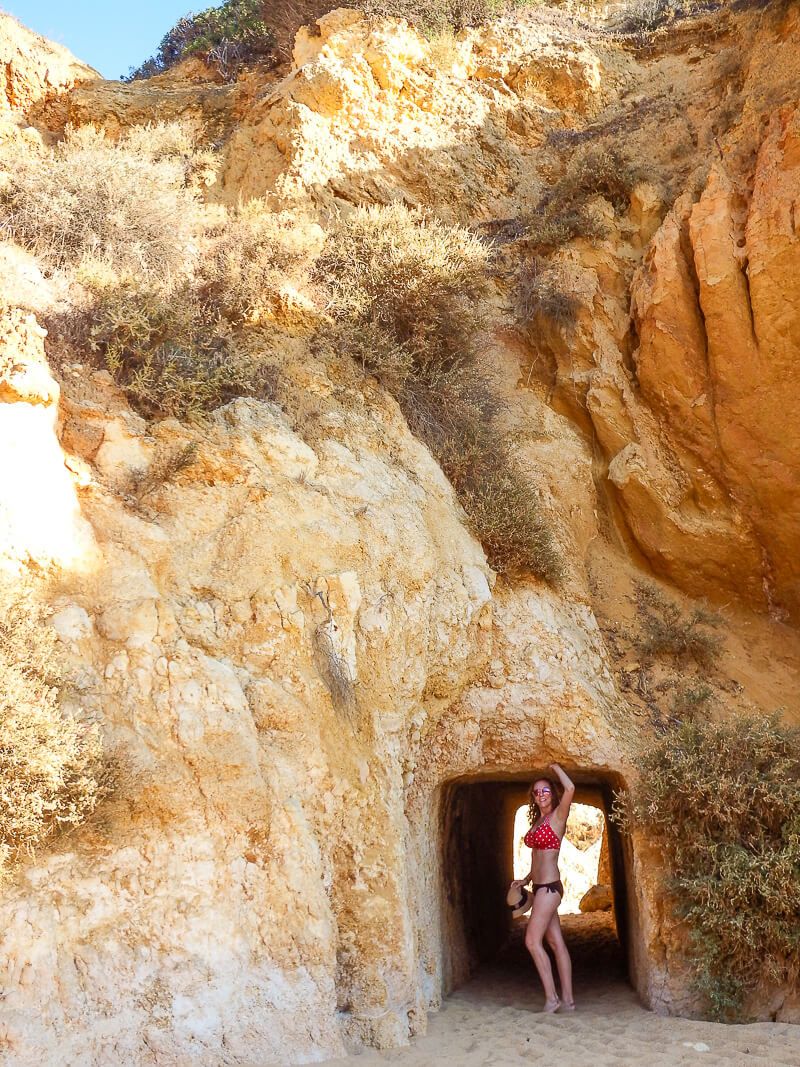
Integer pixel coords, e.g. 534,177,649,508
528,776,563,825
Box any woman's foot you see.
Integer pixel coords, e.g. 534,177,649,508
543,996,561,1013
558,1000,576,1012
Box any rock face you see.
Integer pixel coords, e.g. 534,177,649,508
0,4,799,1065
0,12,96,127
611,111,800,619
220,7,612,214
0,348,497,1062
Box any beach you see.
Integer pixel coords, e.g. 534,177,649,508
316,915,799,1067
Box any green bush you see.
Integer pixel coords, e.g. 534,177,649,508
0,585,108,859
315,204,561,579
88,282,278,420
127,0,277,81
0,125,199,277
617,714,800,1018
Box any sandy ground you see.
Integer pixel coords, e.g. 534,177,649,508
310,914,799,1067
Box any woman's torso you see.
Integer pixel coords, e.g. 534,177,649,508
525,815,565,883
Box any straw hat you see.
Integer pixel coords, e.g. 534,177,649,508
506,881,533,918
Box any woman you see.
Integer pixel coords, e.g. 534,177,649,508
509,762,575,1012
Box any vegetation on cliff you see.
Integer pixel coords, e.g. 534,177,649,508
0,118,560,579
619,714,800,1019
127,0,277,80
0,586,109,863
126,0,530,80
315,204,562,580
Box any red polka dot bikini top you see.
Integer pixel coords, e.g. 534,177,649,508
524,818,562,851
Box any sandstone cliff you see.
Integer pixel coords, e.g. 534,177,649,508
0,3,798,1064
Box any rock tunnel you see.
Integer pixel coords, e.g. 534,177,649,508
437,770,632,996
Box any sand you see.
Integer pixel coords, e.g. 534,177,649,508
312,915,799,1067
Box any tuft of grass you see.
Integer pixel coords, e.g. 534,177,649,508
315,203,561,580
616,713,800,1018
128,443,199,503
0,585,110,861
633,582,722,667
87,282,279,420
0,125,200,278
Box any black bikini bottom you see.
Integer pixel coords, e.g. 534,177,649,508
508,880,564,911
533,879,564,897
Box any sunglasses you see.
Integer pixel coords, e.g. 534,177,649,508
532,788,552,797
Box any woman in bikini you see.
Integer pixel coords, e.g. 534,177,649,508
509,762,575,1013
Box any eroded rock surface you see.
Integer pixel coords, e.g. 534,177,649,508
0,4,799,1065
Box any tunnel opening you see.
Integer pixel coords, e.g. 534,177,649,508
439,770,632,1001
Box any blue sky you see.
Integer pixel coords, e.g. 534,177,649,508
3,1,201,79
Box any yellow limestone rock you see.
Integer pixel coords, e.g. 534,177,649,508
0,12,96,114
0,310,97,570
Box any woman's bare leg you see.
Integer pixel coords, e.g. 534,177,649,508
524,889,562,1011
545,911,574,1009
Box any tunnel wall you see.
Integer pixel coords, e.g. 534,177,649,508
439,781,513,988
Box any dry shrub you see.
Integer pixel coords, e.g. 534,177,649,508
613,0,677,32
670,681,713,722
523,145,650,252
523,203,609,253
199,207,308,325
315,204,561,580
611,0,721,35
119,121,220,189
517,258,580,329
633,583,721,667
0,125,200,277
88,282,278,420
362,0,547,34
553,144,649,213
362,0,497,32
0,584,108,860
617,714,800,1018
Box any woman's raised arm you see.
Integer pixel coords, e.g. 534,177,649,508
550,762,575,819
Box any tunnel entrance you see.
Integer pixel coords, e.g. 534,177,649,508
439,772,631,998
